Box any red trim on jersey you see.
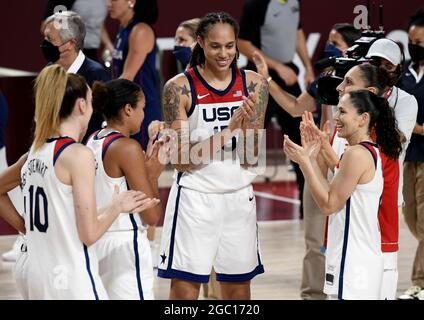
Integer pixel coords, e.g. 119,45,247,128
358,142,378,166
102,132,125,160
185,67,247,108
53,137,76,165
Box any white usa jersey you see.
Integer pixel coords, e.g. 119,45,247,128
179,67,256,193
20,137,107,300
86,130,145,231
324,142,384,300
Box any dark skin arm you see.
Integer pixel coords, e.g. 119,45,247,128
104,138,161,226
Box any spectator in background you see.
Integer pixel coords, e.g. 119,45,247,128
109,0,161,151
173,18,200,72
42,0,113,62
41,11,111,142
325,23,363,58
398,8,424,301
238,0,315,217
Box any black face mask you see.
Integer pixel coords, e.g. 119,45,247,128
40,39,60,63
408,43,424,63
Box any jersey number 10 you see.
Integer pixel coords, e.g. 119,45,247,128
24,186,49,233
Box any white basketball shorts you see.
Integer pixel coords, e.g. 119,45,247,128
158,182,264,283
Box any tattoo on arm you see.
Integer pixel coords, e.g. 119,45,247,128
179,84,191,98
239,77,269,167
162,81,181,125
247,81,258,94
256,77,269,126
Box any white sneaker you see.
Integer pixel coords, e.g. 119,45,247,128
2,237,23,262
417,289,424,300
398,285,422,300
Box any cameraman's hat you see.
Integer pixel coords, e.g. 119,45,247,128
366,38,402,66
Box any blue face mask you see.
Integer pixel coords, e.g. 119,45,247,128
173,45,192,67
324,43,343,58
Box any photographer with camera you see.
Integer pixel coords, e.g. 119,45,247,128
365,38,418,300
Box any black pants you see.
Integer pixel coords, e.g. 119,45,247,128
265,64,305,217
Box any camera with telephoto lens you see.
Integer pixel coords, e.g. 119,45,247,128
315,29,385,105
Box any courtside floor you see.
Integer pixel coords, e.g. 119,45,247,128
0,183,416,300
0,164,417,299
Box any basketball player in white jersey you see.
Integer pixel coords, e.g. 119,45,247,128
284,90,402,299
16,65,151,300
86,79,162,299
157,12,269,300
320,61,417,300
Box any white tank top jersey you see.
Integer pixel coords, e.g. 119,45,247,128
179,67,257,193
86,130,145,232
324,142,384,300
20,137,105,299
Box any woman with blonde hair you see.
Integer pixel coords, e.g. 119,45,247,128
0,64,155,299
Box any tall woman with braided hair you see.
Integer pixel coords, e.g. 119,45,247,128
158,12,269,300
284,90,402,299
